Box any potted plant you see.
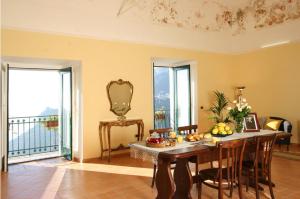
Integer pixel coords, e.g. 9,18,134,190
208,91,231,124
208,91,234,136
44,116,59,128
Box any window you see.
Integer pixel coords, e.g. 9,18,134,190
153,65,191,130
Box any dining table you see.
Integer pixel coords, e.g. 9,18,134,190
129,130,291,199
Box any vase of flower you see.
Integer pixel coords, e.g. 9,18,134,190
228,98,251,133
235,119,244,133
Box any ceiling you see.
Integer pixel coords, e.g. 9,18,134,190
2,0,300,53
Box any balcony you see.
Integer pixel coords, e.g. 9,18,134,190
8,115,60,164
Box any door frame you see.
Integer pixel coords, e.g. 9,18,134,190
0,58,83,168
1,63,9,172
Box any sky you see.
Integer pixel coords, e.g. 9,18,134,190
9,69,60,118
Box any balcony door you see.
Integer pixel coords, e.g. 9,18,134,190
5,66,73,165
1,64,8,172
153,65,191,130
60,68,72,160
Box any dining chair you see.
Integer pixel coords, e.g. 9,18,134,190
198,139,247,199
178,124,198,135
149,128,173,187
243,134,277,199
177,125,201,185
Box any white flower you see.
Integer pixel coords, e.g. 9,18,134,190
242,98,247,102
227,107,232,110
238,107,243,112
247,106,252,109
233,100,237,104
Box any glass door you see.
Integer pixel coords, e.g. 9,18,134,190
1,63,8,172
174,66,191,130
153,65,191,130
60,68,72,160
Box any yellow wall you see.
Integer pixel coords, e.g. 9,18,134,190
1,29,236,159
233,43,300,143
2,29,299,159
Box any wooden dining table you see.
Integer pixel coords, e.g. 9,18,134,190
130,130,291,199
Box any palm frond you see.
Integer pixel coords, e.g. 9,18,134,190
208,90,229,123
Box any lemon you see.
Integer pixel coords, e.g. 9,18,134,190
218,126,225,132
227,130,233,135
225,126,230,131
218,123,226,127
221,131,227,135
169,131,177,139
212,128,219,134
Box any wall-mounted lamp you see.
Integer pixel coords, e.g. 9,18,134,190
236,86,245,103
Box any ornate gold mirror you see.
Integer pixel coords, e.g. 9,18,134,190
106,79,133,120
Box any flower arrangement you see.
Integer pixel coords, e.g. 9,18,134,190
228,98,251,133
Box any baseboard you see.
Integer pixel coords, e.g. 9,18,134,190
73,156,81,163
83,151,131,163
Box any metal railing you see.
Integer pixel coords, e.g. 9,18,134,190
8,115,60,158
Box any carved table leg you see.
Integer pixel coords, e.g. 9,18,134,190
107,126,111,162
99,123,104,160
156,157,175,199
173,158,193,199
137,123,141,141
140,121,144,141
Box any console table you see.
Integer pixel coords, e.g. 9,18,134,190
99,119,144,162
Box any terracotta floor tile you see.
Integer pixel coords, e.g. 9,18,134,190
1,153,300,199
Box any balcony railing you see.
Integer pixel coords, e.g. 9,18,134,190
8,115,60,158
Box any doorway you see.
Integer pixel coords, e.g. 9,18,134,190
7,67,72,164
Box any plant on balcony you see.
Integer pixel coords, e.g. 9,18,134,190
155,108,166,121
43,116,59,129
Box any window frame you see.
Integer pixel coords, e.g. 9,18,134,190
153,65,192,130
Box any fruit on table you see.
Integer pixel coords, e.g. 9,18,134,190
211,123,233,136
147,137,164,144
169,131,177,139
212,128,219,134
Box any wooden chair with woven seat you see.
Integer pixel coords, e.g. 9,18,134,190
198,139,247,199
243,134,277,199
149,128,173,187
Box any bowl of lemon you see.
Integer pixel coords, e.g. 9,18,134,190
211,123,233,137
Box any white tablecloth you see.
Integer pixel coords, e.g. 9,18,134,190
129,130,280,163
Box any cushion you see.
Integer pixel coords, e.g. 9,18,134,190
264,118,283,131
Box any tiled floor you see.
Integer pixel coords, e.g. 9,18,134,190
274,143,300,154
1,153,300,199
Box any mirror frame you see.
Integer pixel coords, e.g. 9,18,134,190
106,79,134,119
